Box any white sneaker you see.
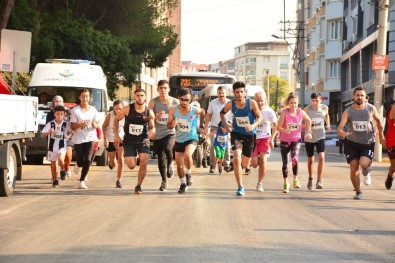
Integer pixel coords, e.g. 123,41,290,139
364,174,372,186
74,165,80,175
78,181,87,189
66,170,72,177
256,183,264,192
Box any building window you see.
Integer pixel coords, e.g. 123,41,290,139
329,20,341,40
328,61,339,78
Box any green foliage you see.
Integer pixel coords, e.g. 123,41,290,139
265,75,290,112
1,72,31,94
5,0,179,100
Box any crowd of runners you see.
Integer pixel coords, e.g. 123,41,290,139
41,80,395,199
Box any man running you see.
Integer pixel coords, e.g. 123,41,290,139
336,86,385,200
220,81,262,196
114,88,155,194
204,85,232,173
250,91,277,192
304,92,330,190
148,80,179,191
167,87,205,194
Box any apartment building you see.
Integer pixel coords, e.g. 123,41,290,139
233,42,291,88
304,0,343,122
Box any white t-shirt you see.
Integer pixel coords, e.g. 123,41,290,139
207,98,231,127
70,105,100,144
256,106,277,139
106,111,125,142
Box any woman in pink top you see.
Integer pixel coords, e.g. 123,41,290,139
277,93,312,193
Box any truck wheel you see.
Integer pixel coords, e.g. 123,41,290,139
0,147,17,197
193,146,203,168
96,149,107,166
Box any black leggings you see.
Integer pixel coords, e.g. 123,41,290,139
154,135,175,181
280,140,301,179
75,141,94,181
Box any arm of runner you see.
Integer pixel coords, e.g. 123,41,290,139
325,106,331,131
148,109,156,139
372,106,386,146
41,123,53,138
247,99,262,132
220,101,232,133
302,110,312,140
102,113,111,148
337,110,351,138
277,110,290,134
270,120,278,148
167,106,177,129
114,106,128,148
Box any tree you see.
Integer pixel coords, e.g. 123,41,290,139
3,0,179,99
264,74,290,113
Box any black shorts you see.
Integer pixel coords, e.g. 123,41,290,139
124,139,150,157
305,139,326,157
106,141,123,152
174,139,198,153
344,140,374,164
230,132,255,158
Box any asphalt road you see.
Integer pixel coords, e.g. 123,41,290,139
1,147,394,263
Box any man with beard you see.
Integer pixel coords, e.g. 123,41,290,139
220,81,262,196
204,85,232,174
337,86,385,200
167,88,205,194
114,89,155,194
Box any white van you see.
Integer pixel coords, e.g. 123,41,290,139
26,59,109,165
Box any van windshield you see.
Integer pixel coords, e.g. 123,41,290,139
28,86,106,111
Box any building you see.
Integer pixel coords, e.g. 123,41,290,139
233,42,291,88
304,0,343,122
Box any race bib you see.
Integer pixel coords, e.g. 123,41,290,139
129,124,144,136
235,116,250,127
156,113,168,125
51,131,63,139
352,121,368,132
287,123,300,131
311,118,324,130
216,135,227,144
257,121,270,135
177,119,191,132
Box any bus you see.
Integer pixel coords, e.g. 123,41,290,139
169,72,236,101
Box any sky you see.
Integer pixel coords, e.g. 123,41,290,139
181,0,297,64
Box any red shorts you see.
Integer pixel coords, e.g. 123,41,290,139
252,138,271,157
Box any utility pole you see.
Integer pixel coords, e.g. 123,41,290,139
299,0,305,108
374,0,389,162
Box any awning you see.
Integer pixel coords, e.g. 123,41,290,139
0,74,12,94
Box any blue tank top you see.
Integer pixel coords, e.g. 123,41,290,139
231,97,256,135
214,127,228,149
174,106,198,143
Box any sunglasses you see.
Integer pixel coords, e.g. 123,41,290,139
180,98,190,102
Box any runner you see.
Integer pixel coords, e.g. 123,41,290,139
204,85,232,173
384,101,395,189
148,80,179,191
220,81,262,196
167,87,205,194
102,100,125,188
46,95,73,178
41,105,69,187
250,91,277,192
70,89,100,189
277,92,312,193
336,86,385,199
114,89,155,194
303,92,330,190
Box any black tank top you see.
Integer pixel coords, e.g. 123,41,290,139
123,103,149,143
